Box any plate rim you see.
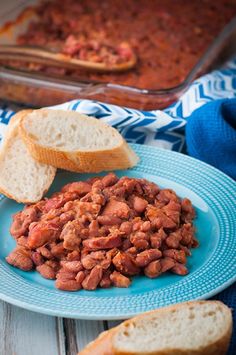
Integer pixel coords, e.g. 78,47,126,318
0,143,235,319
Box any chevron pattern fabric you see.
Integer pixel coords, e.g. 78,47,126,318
0,58,236,152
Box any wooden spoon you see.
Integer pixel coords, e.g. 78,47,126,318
0,44,137,72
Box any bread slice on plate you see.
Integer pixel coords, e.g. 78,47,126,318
0,110,56,203
79,301,232,355
20,109,139,173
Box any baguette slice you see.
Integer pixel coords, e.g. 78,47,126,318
79,301,232,355
20,109,139,173
0,110,56,203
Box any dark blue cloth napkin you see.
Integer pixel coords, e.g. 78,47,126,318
186,98,236,354
186,98,236,180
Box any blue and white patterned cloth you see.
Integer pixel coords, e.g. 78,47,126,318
0,58,235,354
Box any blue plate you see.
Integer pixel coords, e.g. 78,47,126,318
0,144,235,319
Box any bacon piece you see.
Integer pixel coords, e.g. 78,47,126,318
102,199,130,219
110,271,131,288
10,205,38,238
82,265,103,290
160,257,176,272
6,246,33,271
28,220,61,249
112,251,140,276
135,249,162,268
82,232,122,251
144,260,162,278
61,181,91,195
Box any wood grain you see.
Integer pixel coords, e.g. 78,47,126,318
0,300,66,355
72,320,105,352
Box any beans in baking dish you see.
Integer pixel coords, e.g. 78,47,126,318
6,173,198,291
12,0,236,90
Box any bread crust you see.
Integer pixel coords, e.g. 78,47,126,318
78,301,232,355
0,110,56,203
19,109,139,173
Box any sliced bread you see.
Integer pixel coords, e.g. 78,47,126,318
0,111,56,203
20,109,139,173
79,301,232,355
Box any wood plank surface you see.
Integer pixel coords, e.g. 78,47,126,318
71,319,105,353
0,300,66,355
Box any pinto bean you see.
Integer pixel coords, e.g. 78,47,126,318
82,233,122,251
50,242,66,258
163,249,186,264
157,189,179,204
37,246,53,259
45,260,60,271
120,221,132,234
101,173,119,187
56,268,82,291
56,279,82,291
132,220,142,231
75,271,86,284
126,247,138,256
144,260,162,278
160,257,176,272
181,223,195,246
56,268,77,281
100,270,112,288
66,250,80,261
32,252,44,266
181,198,195,222
61,260,83,273
6,247,33,271
36,263,56,279
132,196,148,213
150,228,167,249
110,271,131,288
17,236,28,247
82,265,103,290
141,221,151,232
165,230,182,249
121,238,132,251
59,210,75,224
112,252,140,276
61,181,91,195
106,248,119,260
87,176,102,185
171,263,188,275
135,249,162,268
130,234,149,250
97,215,122,226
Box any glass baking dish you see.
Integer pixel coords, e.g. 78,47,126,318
0,3,236,110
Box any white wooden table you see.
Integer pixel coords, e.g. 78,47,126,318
0,299,122,354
